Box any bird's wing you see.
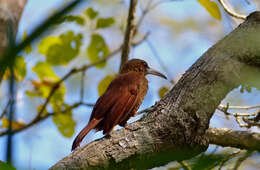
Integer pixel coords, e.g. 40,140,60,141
90,72,142,134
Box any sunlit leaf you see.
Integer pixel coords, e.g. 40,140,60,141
158,86,169,99
57,15,85,25
87,34,110,68
98,74,116,96
52,104,76,138
96,17,115,29
198,0,222,20
22,30,33,54
0,161,16,170
32,62,59,81
15,56,27,80
1,118,25,130
38,31,82,65
85,8,98,19
39,36,62,54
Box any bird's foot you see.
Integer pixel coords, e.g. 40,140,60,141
105,134,112,139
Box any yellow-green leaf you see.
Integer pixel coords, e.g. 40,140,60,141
85,8,98,19
32,62,59,81
15,56,26,80
96,17,115,29
52,104,76,138
22,30,32,54
87,34,110,68
39,31,82,65
158,86,169,99
98,74,116,96
198,0,222,20
39,36,62,55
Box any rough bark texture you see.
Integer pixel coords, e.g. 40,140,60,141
50,12,260,170
0,0,27,81
207,128,260,151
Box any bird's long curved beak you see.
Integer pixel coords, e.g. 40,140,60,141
147,68,167,79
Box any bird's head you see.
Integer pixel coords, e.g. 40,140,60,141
120,59,167,79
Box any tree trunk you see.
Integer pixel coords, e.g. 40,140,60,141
0,0,27,81
50,11,260,170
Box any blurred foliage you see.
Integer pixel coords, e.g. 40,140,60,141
1,118,25,130
57,15,85,25
0,161,16,170
158,86,169,99
39,31,83,65
198,0,222,21
98,74,116,96
87,34,110,68
96,17,115,29
52,104,76,138
85,7,99,19
3,56,26,81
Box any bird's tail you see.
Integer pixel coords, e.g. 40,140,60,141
71,118,102,151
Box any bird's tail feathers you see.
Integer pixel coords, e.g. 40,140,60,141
71,118,102,151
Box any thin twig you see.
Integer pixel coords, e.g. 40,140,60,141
178,161,191,170
0,102,92,136
119,0,138,71
218,0,246,20
218,104,260,110
80,71,85,102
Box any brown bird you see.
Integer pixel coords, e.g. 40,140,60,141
71,59,167,151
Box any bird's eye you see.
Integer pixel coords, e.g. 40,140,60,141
143,62,148,67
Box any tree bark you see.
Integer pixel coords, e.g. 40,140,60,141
0,0,27,81
50,11,260,170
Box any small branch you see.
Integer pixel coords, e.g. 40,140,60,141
119,0,138,71
218,104,260,110
218,0,246,20
217,104,260,128
0,102,92,136
206,128,260,151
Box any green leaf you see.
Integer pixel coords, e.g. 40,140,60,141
52,104,76,138
158,86,169,99
98,74,116,96
32,62,59,81
0,161,16,170
57,15,85,25
85,8,98,19
38,31,83,65
15,56,26,80
22,30,33,54
96,17,115,29
198,0,222,20
87,34,110,68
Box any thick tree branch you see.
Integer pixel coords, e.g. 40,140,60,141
207,128,260,151
51,12,260,169
119,0,138,71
